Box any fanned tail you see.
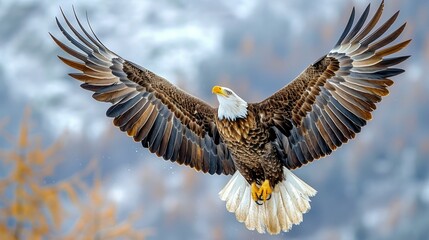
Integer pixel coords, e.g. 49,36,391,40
219,167,316,235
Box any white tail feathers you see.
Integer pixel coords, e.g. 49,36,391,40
219,167,317,235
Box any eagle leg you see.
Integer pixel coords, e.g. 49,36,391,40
257,180,272,203
251,182,260,204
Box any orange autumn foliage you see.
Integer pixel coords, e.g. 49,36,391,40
0,109,148,239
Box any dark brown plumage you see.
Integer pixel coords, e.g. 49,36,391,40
215,106,284,187
52,0,410,234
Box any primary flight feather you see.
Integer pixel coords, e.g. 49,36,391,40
52,0,410,234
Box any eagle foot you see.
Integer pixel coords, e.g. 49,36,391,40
257,180,272,203
251,180,272,205
251,182,260,203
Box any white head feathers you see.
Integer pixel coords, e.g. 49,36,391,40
212,86,248,121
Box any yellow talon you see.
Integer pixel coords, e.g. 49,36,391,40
257,180,272,202
251,182,260,202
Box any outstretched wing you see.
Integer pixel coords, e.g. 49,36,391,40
51,9,235,175
257,1,410,169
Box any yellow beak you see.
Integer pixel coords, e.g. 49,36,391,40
212,86,227,96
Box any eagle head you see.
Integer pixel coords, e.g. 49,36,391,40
212,86,248,121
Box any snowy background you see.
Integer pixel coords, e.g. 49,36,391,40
1,0,428,239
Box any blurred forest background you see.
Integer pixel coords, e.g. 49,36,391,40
1,0,428,239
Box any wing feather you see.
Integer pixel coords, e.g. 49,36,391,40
258,0,409,169
158,116,174,158
52,9,235,175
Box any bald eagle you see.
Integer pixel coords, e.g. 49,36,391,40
52,0,409,235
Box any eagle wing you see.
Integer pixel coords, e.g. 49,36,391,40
51,9,235,175
257,1,410,169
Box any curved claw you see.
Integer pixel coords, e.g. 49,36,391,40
257,193,271,201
